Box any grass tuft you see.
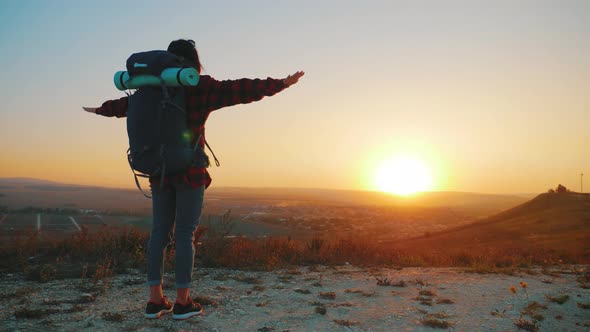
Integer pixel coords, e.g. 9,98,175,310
333,319,359,327
419,289,437,297
514,318,539,332
315,306,327,315
545,294,569,305
319,292,336,300
420,317,452,329
193,295,218,307
436,298,455,304
101,312,124,322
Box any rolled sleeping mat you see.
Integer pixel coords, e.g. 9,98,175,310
114,67,200,90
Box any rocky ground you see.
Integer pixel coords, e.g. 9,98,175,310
1,265,589,331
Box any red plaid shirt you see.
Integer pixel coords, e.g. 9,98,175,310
96,75,286,189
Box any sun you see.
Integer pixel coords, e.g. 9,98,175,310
375,157,432,196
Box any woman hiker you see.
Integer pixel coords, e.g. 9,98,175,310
84,39,304,320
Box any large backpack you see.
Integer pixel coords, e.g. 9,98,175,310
124,50,210,197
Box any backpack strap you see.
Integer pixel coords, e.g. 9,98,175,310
204,139,220,167
194,126,221,167
127,148,152,199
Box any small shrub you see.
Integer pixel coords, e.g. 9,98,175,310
436,298,455,304
414,296,433,306
429,312,451,319
278,275,294,283
233,275,263,285
255,300,270,307
491,309,507,317
213,274,229,281
15,308,60,319
101,312,124,322
307,238,325,253
193,295,218,307
521,301,547,316
514,318,539,332
333,319,359,327
39,264,57,283
546,294,569,305
419,289,437,297
420,317,451,329
392,280,407,287
319,292,336,300
332,302,355,307
411,278,430,286
375,277,391,286
344,288,374,297
286,269,302,275
315,306,327,315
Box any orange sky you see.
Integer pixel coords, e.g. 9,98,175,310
0,1,588,194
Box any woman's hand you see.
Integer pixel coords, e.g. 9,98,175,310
283,71,305,88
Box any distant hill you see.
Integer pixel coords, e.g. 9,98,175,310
393,192,590,260
0,178,528,218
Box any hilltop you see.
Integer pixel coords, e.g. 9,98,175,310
393,191,590,261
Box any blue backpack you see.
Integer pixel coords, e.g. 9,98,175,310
124,51,213,197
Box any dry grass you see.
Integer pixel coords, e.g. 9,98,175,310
314,306,327,315
193,295,218,307
514,318,539,332
1,214,586,281
545,294,570,305
436,298,455,304
420,316,452,329
101,311,124,322
344,288,375,297
255,300,270,307
319,292,336,300
15,305,84,319
414,296,433,306
419,289,437,297
333,319,359,327
232,275,263,285
1,226,147,281
252,285,266,292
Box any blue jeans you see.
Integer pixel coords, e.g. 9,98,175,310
147,183,205,289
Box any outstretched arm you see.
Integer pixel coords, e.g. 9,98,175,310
83,96,129,118
204,71,304,112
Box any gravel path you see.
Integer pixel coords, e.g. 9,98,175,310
1,265,589,331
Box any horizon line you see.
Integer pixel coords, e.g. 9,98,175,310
0,176,540,197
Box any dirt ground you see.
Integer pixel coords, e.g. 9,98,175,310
1,265,589,331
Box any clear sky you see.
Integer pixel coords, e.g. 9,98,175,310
0,0,588,194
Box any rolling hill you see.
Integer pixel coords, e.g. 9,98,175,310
0,177,529,218
393,191,590,260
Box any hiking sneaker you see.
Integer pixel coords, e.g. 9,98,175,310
145,296,173,319
172,298,203,320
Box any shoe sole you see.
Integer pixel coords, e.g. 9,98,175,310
145,307,173,319
172,308,204,320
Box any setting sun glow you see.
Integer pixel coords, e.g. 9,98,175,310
375,157,432,196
